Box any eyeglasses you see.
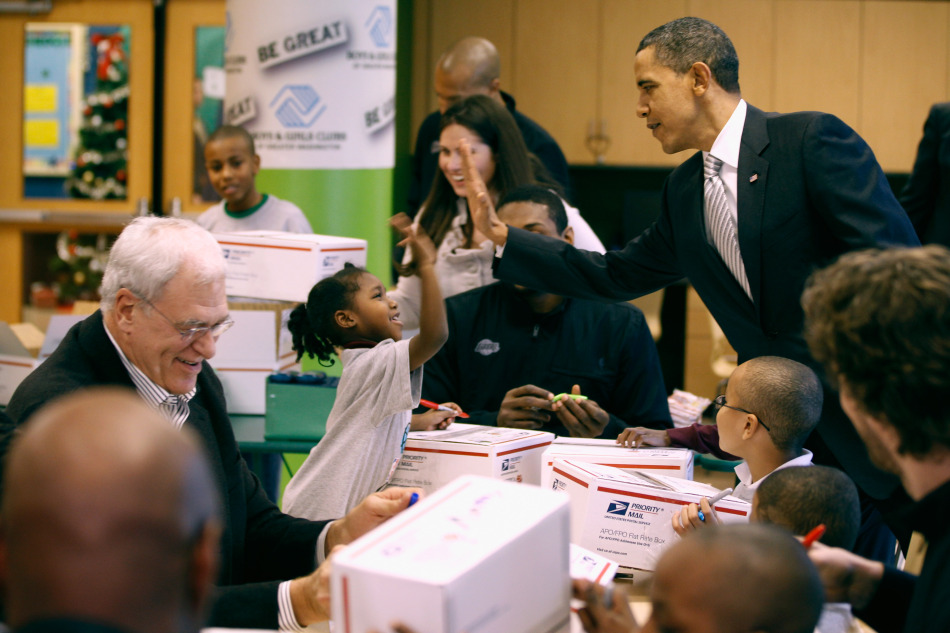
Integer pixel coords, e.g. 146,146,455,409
713,394,771,432
138,297,234,343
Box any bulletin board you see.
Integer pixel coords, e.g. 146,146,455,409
23,24,81,176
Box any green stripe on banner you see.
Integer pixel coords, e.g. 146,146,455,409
257,167,394,375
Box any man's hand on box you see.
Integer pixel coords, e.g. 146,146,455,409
326,487,422,553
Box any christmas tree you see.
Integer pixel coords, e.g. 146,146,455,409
66,30,129,200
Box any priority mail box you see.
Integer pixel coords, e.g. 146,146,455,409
390,423,555,493
331,475,571,633
214,231,367,302
207,301,300,414
541,438,694,488
551,460,750,571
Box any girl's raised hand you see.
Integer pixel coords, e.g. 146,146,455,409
390,213,437,271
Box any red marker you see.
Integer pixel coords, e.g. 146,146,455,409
802,524,827,549
419,399,469,419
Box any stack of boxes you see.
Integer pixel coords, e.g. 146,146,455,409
210,231,367,415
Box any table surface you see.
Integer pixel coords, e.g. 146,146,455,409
229,414,320,454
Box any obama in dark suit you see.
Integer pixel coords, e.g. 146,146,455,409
463,17,919,559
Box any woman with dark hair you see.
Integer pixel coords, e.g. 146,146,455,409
390,95,603,329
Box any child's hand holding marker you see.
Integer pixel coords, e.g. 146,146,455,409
672,488,733,537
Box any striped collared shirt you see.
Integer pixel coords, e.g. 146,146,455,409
103,322,196,429
104,320,317,630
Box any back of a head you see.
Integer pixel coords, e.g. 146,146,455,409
99,216,226,312
439,36,500,90
637,16,741,94
1,388,220,631
663,524,823,633
737,356,822,453
497,185,568,234
803,245,950,458
755,465,861,550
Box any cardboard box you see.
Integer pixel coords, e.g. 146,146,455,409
331,474,571,633
390,423,555,493
551,460,750,571
214,231,367,302
540,438,694,488
208,301,300,415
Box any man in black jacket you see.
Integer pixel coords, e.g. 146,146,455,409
2,217,415,630
465,16,918,560
802,245,950,633
422,186,671,438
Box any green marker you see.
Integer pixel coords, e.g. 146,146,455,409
553,393,588,401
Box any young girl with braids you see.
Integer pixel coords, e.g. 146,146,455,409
281,215,450,521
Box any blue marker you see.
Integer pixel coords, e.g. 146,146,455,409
408,492,419,507
697,488,733,522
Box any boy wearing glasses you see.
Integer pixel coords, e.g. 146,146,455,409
618,356,822,509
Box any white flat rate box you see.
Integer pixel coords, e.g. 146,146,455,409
214,231,367,302
209,304,299,415
390,423,555,493
551,460,750,571
541,438,694,488
332,474,571,633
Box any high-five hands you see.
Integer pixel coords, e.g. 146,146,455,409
459,138,509,246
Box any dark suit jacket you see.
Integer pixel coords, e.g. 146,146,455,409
407,91,572,215
900,101,950,247
496,105,919,498
3,312,327,629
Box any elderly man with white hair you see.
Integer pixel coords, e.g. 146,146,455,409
2,217,417,630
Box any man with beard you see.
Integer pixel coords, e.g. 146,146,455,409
419,185,671,438
801,245,950,633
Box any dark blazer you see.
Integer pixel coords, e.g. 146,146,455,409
3,312,327,629
496,105,919,499
900,101,950,247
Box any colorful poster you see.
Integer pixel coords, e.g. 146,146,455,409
224,1,396,170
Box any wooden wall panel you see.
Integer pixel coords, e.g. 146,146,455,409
409,0,432,152
600,0,689,166
513,0,599,163
163,0,226,214
690,0,775,110
409,2,516,149
0,228,24,323
773,0,861,128
0,0,153,212
861,1,950,172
